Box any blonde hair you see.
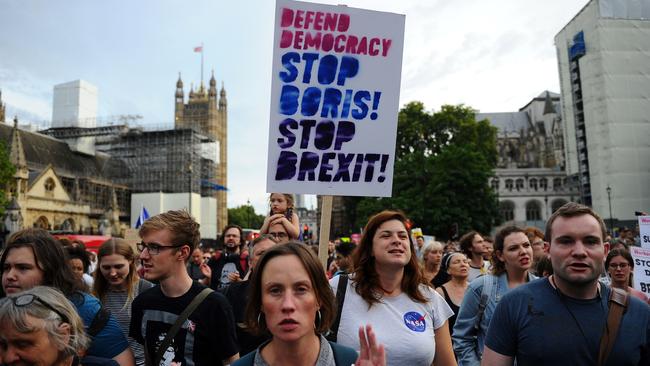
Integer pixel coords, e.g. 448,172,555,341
0,286,90,356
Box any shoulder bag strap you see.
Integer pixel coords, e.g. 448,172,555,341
474,275,492,333
327,274,349,342
87,305,110,338
152,287,214,366
597,287,628,366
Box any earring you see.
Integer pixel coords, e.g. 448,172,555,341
315,309,322,329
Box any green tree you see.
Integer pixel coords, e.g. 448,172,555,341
354,102,499,239
0,141,16,215
228,204,265,229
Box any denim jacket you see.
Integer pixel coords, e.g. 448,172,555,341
451,272,537,366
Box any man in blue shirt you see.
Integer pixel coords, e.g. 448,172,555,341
482,202,649,366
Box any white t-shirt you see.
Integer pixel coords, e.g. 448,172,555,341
467,260,490,282
330,275,453,366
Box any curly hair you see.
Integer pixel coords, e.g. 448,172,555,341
351,210,427,308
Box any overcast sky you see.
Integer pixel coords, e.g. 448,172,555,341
0,0,588,214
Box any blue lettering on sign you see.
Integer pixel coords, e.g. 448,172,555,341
403,311,426,332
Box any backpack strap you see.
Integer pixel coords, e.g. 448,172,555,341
330,341,359,366
474,275,493,333
148,287,214,366
87,305,110,338
327,274,349,342
597,287,628,366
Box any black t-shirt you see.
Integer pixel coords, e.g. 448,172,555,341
224,280,270,356
129,282,238,365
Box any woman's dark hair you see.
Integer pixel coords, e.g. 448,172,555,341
459,231,480,257
491,225,526,276
0,228,85,298
65,245,90,273
605,248,634,286
351,210,427,307
244,242,335,336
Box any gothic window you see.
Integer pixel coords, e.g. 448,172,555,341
540,178,548,190
34,216,50,230
44,178,55,192
500,201,515,222
491,178,500,190
553,178,562,190
530,178,538,191
516,179,524,191
44,178,55,197
526,201,542,221
505,179,513,191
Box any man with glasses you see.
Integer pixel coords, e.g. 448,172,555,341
268,222,290,244
482,203,650,365
129,210,239,365
203,224,247,292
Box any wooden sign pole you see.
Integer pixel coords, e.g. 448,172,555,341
318,195,333,269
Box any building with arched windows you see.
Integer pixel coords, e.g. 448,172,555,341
478,91,578,228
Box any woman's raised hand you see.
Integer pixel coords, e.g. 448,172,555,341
355,324,386,366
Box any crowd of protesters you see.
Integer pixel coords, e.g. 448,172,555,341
0,194,648,365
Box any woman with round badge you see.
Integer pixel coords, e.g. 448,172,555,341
329,210,456,366
233,242,386,366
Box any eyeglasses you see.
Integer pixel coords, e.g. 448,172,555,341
12,294,69,324
269,232,288,240
137,242,186,255
609,263,629,270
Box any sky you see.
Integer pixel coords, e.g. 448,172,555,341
0,0,589,215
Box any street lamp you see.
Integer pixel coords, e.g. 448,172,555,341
606,186,613,234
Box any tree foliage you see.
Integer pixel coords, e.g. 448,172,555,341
0,141,16,215
354,102,500,240
228,204,266,229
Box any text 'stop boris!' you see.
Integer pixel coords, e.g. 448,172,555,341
267,0,405,197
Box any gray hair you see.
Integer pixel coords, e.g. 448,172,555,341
249,234,278,256
0,286,89,356
422,241,443,259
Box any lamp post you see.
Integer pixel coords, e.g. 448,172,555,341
188,163,193,216
606,185,613,234
246,199,252,228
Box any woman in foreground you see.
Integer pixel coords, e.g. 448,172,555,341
233,242,385,366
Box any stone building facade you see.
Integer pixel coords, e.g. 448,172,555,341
2,118,129,236
477,91,578,228
174,73,228,232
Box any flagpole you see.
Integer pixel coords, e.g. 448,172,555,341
200,42,204,84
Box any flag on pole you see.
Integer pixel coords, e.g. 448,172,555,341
135,206,150,229
194,46,203,52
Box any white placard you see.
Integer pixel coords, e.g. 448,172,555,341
638,215,650,249
266,0,405,197
631,246,650,296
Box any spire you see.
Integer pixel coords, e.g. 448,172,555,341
10,117,27,169
543,91,555,115
219,82,227,108
175,72,184,100
209,70,217,98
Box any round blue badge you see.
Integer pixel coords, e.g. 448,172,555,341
403,311,426,332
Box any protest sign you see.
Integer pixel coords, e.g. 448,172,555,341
639,215,650,249
631,246,650,296
267,0,405,197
